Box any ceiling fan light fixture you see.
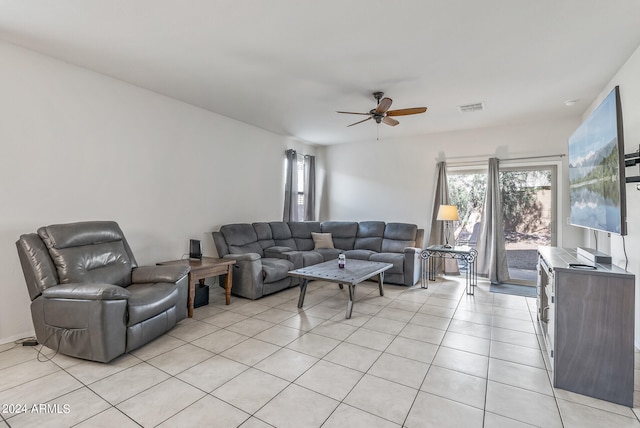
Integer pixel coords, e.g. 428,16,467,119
458,102,485,113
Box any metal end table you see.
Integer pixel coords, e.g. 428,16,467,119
420,245,478,295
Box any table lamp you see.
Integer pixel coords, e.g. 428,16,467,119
436,205,459,248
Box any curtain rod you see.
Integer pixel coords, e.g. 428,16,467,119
445,153,565,167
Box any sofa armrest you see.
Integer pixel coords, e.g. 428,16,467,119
223,253,264,299
41,283,131,300
264,246,294,257
132,265,190,284
223,253,261,262
264,247,305,269
264,249,304,270
415,228,425,249
402,248,421,286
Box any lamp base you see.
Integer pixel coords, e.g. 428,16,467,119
443,243,453,249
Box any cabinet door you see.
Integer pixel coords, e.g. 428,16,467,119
536,256,545,321
555,271,634,406
545,271,555,362
537,256,554,365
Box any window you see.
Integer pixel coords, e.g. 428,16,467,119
284,149,315,221
295,154,306,220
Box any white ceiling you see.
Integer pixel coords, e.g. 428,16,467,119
2,0,640,145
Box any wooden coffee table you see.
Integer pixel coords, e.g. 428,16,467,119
157,257,234,317
289,259,392,319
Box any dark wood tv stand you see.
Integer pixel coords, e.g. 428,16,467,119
537,246,635,406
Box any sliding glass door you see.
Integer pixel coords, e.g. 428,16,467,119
501,167,555,284
449,165,556,285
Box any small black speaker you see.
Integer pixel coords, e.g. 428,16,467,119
194,284,209,308
189,239,202,260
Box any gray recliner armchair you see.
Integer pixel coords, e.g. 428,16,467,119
16,221,190,363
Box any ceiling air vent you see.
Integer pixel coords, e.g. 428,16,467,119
458,102,485,113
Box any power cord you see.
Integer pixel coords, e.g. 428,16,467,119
35,330,63,362
0,336,38,353
622,235,629,271
3,332,65,362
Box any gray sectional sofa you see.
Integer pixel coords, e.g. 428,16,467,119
213,221,424,300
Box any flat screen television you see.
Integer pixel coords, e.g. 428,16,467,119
568,86,627,235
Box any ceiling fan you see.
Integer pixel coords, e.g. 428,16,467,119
337,92,427,127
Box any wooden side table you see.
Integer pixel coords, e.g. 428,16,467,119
157,257,235,317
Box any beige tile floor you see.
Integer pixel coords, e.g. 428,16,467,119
1,276,640,427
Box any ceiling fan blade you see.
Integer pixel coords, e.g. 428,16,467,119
336,111,371,115
386,107,428,117
374,97,393,114
347,117,373,127
382,116,399,126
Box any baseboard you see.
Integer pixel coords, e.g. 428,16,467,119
0,330,36,346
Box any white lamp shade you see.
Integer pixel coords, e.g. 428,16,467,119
436,205,459,221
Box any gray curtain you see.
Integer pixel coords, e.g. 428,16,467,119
303,154,316,221
283,149,316,222
428,161,460,275
476,157,510,283
283,149,298,222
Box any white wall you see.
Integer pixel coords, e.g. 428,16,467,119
320,117,584,248
584,44,640,347
0,41,315,344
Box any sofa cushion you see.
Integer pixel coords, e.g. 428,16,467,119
381,223,418,253
39,222,136,286
358,221,386,238
354,237,382,252
370,253,404,275
126,282,179,326
47,241,134,286
277,250,303,270
344,249,376,260
289,222,321,251
354,221,385,252
312,232,334,249
252,222,276,250
269,222,297,249
221,224,264,257
38,221,135,261
315,248,342,262
270,250,322,269
321,222,357,250
301,251,324,266
261,258,294,283
381,239,416,254
383,223,418,241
